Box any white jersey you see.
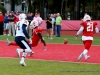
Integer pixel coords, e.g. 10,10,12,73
15,19,29,37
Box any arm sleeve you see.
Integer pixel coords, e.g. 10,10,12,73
76,26,84,36
95,27,99,33
22,24,30,39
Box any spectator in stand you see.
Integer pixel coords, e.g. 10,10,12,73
46,15,53,39
14,11,20,24
56,13,62,37
8,11,15,36
33,13,43,26
0,11,4,35
38,13,43,26
26,12,33,36
50,14,56,37
4,13,9,35
53,13,57,36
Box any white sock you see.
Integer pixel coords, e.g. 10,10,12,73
17,48,23,52
82,49,88,59
22,52,27,57
21,57,25,62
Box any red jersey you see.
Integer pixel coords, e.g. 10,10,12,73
14,16,19,24
31,26,42,47
0,15,4,22
80,21,97,36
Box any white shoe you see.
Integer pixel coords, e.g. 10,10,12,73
78,53,83,60
85,56,90,60
6,38,11,46
20,61,26,66
4,34,6,36
50,37,53,39
16,49,20,58
8,34,10,36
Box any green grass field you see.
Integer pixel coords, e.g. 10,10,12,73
0,35,100,75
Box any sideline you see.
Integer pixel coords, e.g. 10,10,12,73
0,57,100,65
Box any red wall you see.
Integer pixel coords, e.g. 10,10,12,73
41,20,100,30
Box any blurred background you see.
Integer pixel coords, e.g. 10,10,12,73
0,0,100,20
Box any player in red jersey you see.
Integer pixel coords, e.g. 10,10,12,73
7,20,47,57
75,14,99,60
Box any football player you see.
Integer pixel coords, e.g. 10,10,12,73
9,13,33,66
75,14,99,60
7,20,47,54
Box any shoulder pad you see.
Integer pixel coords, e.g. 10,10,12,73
23,20,29,26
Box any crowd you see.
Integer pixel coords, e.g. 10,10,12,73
0,11,43,36
0,11,62,39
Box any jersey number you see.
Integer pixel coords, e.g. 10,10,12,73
87,22,93,32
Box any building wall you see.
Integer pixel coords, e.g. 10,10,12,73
1,0,27,12
4,3,11,11
15,5,22,12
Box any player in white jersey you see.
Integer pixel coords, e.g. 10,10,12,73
14,13,33,66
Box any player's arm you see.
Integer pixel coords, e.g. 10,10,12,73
22,24,32,44
76,26,84,37
75,25,84,40
22,24,30,39
37,32,46,46
95,27,99,33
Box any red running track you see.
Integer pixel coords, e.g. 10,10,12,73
0,41,100,64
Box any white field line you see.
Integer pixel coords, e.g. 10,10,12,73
0,57,100,65
1,40,100,46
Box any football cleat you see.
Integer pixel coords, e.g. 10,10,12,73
78,53,83,60
50,37,53,39
6,38,11,46
85,56,90,60
20,61,26,66
44,46,47,51
16,49,20,58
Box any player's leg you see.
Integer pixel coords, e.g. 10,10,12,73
82,40,92,60
78,40,92,60
20,40,33,66
7,38,18,46
7,38,30,46
78,52,83,60
15,37,32,66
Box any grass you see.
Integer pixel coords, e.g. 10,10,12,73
1,35,100,45
0,58,100,75
0,35,100,75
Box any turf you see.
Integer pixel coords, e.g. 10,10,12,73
1,35,100,45
0,35,100,75
0,58,100,75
